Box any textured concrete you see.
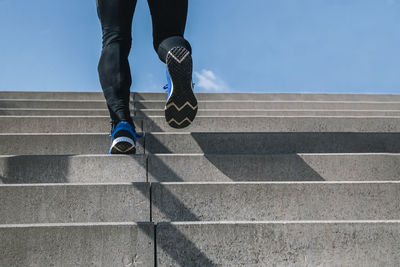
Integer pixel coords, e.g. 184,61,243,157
134,92,400,101
0,133,144,155
0,108,109,116
136,108,400,117
0,91,105,100
2,91,400,101
0,155,146,183
0,116,144,133
148,153,400,182
5,108,400,117
144,132,400,154
0,222,154,267
134,100,400,110
0,99,107,109
152,182,400,222
156,221,400,266
142,116,400,132
0,183,149,223
6,116,400,133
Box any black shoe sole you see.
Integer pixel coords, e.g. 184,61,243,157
165,47,198,129
110,141,136,154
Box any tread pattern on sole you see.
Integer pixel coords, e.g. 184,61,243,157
165,47,198,129
110,142,136,154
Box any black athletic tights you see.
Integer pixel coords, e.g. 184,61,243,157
96,0,192,127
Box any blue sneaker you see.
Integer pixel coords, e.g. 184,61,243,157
108,121,138,154
164,46,198,129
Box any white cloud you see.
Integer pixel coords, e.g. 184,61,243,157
194,69,230,92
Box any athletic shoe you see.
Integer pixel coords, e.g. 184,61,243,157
108,121,137,154
164,46,198,129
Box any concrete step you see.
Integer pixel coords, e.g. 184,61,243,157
152,182,400,222
0,222,154,267
0,91,105,100
135,100,400,110
0,99,107,109
0,183,149,224
4,116,400,133
136,108,400,117
143,116,400,133
5,99,400,110
144,132,400,154
148,153,400,182
2,153,398,184
135,92,400,101
3,91,400,101
0,155,146,184
0,108,109,116
5,108,400,117
0,133,144,155
156,221,400,266
4,132,396,155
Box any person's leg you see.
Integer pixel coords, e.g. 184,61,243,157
147,0,191,62
96,0,137,128
96,0,138,154
147,0,198,129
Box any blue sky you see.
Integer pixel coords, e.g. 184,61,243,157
1,0,400,93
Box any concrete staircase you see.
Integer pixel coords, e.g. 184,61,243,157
1,91,400,266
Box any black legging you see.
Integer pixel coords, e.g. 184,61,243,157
96,0,192,126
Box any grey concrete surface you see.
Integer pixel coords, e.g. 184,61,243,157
148,153,400,182
142,116,400,132
2,91,400,101
136,108,400,117
0,155,146,183
152,182,400,222
0,99,107,109
0,133,144,155
156,221,400,266
0,183,149,223
134,92,400,101
4,108,400,117
0,91,105,100
144,132,400,154
0,116,144,133
6,116,400,133
134,100,400,110
0,108,109,116
0,222,154,267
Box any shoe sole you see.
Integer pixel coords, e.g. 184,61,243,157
110,137,136,154
165,47,198,129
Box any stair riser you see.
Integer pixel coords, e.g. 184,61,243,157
0,134,144,155
135,92,400,101
148,154,400,182
143,116,400,133
0,100,107,109
4,109,400,117
4,116,400,133
4,100,400,110
3,92,400,101
1,223,154,267
152,183,400,221
0,155,146,183
136,101,400,110
0,92,105,100
0,109,110,116
136,109,400,116
157,222,400,266
145,132,400,154
0,184,149,224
